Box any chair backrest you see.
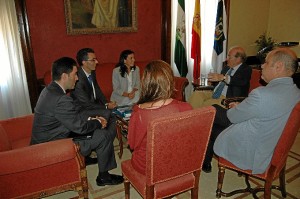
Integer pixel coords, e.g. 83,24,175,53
249,69,264,93
43,70,52,86
0,114,34,149
173,76,189,101
145,106,216,185
271,101,300,172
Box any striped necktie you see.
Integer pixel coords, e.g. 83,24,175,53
212,68,233,99
87,75,93,85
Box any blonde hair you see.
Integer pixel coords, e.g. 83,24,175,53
138,60,174,104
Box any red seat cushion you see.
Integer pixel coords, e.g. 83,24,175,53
122,159,195,198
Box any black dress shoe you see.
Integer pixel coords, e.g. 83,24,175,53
96,174,124,186
85,156,98,166
202,163,212,173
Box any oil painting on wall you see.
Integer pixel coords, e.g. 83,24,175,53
64,0,137,35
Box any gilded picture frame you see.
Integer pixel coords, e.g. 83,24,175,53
64,0,137,35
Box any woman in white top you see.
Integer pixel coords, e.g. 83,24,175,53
111,50,140,106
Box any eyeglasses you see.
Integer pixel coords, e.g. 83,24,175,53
227,55,237,59
85,58,98,62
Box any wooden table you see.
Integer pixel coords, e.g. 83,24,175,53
192,79,214,91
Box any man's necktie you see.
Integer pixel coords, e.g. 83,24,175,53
88,75,93,85
212,68,233,99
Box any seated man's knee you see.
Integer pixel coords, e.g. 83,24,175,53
188,91,210,108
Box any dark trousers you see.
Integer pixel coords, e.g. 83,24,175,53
74,115,117,173
204,104,232,165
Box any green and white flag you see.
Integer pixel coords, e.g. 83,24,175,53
174,0,188,77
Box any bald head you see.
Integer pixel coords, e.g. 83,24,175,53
231,46,247,62
261,48,298,83
226,46,247,67
269,48,298,74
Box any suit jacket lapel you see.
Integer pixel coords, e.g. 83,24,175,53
78,67,95,100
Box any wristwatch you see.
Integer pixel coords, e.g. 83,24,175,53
223,75,226,81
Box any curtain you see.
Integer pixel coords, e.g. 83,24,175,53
0,0,32,120
171,0,219,100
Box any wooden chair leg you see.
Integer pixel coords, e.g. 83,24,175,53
116,120,124,158
80,168,89,199
264,178,272,199
124,178,130,199
191,170,200,199
82,188,89,199
77,148,89,199
279,166,287,197
146,185,154,199
216,166,225,198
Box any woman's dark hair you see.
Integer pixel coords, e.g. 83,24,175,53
116,49,135,77
52,57,77,81
138,60,174,104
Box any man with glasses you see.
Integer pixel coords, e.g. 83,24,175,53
71,48,117,110
70,48,122,186
188,46,252,110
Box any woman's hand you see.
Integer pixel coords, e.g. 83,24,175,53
128,91,136,99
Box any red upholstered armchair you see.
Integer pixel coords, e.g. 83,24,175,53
173,76,189,101
216,101,300,199
0,115,88,199
121,106,216,199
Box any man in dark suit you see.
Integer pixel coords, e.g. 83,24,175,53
70,48,117,110
70,48,120,164
188,46,252,108
31,57,123,186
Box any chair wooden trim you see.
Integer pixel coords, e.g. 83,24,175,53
2,142,89,199
0,114,89,199
216,101,300,199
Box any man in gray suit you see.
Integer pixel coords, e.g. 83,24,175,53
203,48,300,173
31,57,123,186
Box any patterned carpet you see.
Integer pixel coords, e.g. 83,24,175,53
45,131,300,199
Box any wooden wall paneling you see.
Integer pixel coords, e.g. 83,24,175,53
161,0,171,63
14,0,39,111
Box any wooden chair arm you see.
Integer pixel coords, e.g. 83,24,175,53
221,97,246,108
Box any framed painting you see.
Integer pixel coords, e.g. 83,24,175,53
64,0,137,35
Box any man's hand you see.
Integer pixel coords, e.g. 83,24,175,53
96,116,107,128
208,73,225,82
88,116,107,128
107,101,117,109
228,102,239,109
